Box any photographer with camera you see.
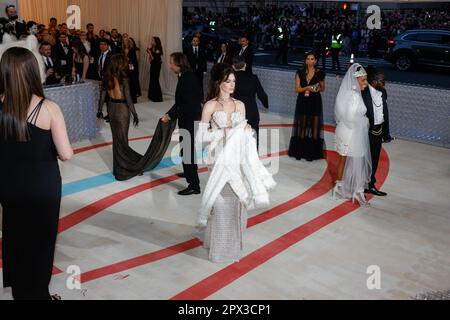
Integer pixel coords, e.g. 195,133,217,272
0,4,26,42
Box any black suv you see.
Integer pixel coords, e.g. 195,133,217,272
385,29,450,71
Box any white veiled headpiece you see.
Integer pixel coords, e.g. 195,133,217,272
335,63,366,123
0,34,46,83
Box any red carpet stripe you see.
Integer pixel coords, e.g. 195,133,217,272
78,152,334,284
170,150,390,300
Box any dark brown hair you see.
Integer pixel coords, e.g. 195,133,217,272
71,39,88,60
0,47,45,142
153,37,163,56
300,51,319,77
170,52,191,73
102,54,129,91
206,63,235,102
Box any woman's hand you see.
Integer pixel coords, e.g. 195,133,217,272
133,116,139,127
160,114,171,123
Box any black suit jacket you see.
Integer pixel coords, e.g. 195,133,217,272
110,38,122,54
167,71,203,130
52,42,73,77
215,53,232,65
239,46,254,73
0,19,27,41
98,51,113,80
234,71,268,125
42,55,60,85
362,86,391,140
185,46,207,75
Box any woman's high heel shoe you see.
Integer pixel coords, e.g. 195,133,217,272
332,181,344,200
352,191,369,206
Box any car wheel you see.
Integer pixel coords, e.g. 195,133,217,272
395,54,413,71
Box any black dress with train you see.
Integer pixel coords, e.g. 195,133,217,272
148,49,163,102
98,80,176,181
289,69,326,161
0,99,61,300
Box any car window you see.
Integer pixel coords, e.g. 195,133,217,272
404,34,417,41
415,33,444,44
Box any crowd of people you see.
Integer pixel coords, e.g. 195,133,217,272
0,5,165,105
184,3,450,63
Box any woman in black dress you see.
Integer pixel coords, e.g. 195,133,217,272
0,47,73,300
289,51,326,161
147,36,163,102
97,54,176,181
71,40,90,81
123,34,141,104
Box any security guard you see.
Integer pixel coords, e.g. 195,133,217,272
330,30,343,71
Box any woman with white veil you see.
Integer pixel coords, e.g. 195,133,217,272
334,63,372,206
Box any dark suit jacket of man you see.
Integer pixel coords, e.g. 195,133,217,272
42,55,60,85
238,45,254,74
234,70,269,125
97,50,113,80
215,52,232,65
167,71,203,130
362,86,391,141
52,41,74,78
185,46,208,80
0,19,26,40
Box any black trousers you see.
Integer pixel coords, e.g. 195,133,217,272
369,126,383,188
194,71,204,100
180,124,200,190
248,120,260,151
331,48,341,71
315,47,327,70
276,45,288,64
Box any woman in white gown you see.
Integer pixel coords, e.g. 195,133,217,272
334,63,372,205
195,63,276,263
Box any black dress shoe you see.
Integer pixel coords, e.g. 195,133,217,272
364,187,387,197
176,172,186,178
178,187,201,196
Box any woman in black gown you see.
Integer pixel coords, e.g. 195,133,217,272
97,54,176,181
147,36,163,102
0,47,73,300
123,34,141,104
289,52,326,161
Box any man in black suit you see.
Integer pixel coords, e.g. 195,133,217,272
97,38,112,80
52,33,73,80
362,66,392,197
232,56,269,149
185,35,207,98
161,53,202,196
0,4,26,41
86,23,100,60
110,29,122,54
40,42,61,85
96,39,113,122
215,42,232,65
238,35,254,74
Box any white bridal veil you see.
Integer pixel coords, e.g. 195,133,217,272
335,63,372,197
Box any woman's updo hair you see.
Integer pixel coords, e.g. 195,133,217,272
206,62,235,102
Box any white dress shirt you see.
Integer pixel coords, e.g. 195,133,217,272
239,45,248,56
42,55,53,67
369,85,384,126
